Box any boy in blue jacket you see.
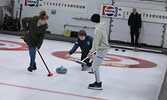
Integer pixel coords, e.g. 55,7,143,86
65,30,93,71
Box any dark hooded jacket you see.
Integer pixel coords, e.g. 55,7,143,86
22,16,48,49
128,13,142,29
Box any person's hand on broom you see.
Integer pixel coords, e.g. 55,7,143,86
87,54,94,61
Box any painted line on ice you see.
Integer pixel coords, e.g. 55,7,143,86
0,82,108,100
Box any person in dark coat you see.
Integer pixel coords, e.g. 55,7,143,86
65,30,93,71
22,10,49,72
128,8,142,47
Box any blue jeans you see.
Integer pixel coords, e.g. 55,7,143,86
27,44,36,66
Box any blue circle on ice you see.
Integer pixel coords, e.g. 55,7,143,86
0,43,5,46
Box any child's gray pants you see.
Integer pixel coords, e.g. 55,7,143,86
91,49,108,83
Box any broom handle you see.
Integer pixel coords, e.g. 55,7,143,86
37,50,50,73
82,57,93,63
28,32,51,73
81,57,89,62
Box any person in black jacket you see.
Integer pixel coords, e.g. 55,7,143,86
22,10,49,72
128,8,142,47
65,30,93,71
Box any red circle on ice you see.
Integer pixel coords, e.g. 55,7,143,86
52,51,157,68
0,40,28,51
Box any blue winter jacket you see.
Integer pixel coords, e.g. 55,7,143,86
69,35,93,55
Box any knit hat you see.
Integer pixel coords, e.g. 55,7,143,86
91,14,100,23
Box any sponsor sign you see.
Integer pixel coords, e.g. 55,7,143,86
25,0,39,7
101,5,167,24
24,0,87,13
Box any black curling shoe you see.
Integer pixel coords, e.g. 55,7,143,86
88,82,102,90
27,66,33,72
33,64,37,70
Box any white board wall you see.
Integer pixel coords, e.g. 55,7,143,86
12,0,167,48
164,25,167,48
13,0,110,37
0,0,9,6
110,0,167,47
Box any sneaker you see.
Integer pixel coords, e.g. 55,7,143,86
27,66,33,72
81,66,88,71
136,44,141,48
33,64,37,70
88,82,102,90
130,43,134,47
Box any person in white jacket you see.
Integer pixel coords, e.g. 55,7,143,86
87,14,109,90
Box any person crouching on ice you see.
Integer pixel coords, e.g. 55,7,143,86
65,30,93,71
22,10,49,72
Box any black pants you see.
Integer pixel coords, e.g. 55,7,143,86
130,28,139,46
81,52,92,67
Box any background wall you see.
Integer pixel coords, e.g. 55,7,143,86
12,0,167,48
110,0,167,47
164,27,167,48
13,0,110,37
0,0,9,6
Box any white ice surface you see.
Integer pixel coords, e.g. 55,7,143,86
0,34,167,100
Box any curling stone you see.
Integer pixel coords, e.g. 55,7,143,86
56,65,67,74
122,49,126,52
115,48,119,51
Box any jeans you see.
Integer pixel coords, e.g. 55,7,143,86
27,44,36,66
